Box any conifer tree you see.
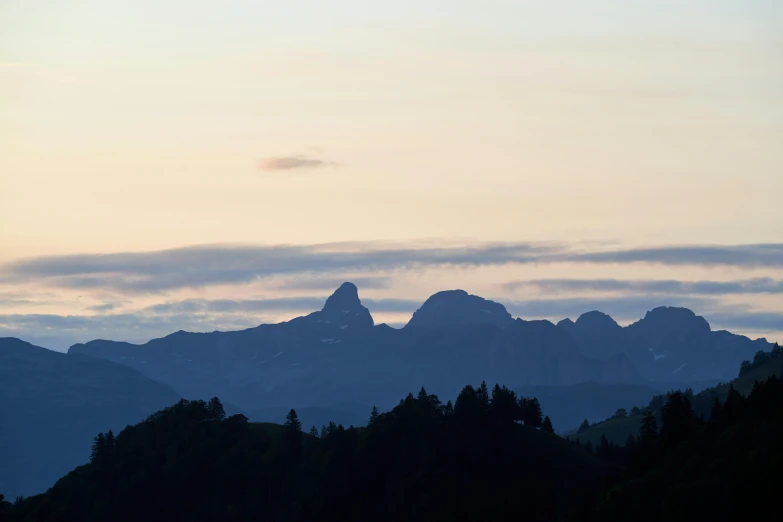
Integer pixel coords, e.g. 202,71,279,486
284,409,303,457
639,410,658,446
90,432,106,463
369,405,380,425
659,392,695,451
285,409,302,432
207,397,226,420
526,397,543,428
724,385,746,424
105,430,115,459
478,381,490,406
542,416,554,433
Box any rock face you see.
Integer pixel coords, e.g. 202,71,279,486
306,282,374,330
0,337,179,499
405,289,514,329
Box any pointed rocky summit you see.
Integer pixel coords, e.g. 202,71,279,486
323,282,362,312
317,282,374,329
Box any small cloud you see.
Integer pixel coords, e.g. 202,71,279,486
87,302,121,313
257,154,336,172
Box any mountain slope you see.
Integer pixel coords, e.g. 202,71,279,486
559,306,772,383
0,338,180,498
593,372,783,521
571,348,783,446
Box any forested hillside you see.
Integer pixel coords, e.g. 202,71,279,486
3,384,610,522
4,354,782,521
572,343,783,446
591,371,783,520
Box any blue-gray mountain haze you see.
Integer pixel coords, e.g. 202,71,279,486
1,282,774,498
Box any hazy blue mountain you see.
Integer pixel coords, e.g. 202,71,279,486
514,382,661,433
558,306,772,383
405,289,514,329
0,337,180,498
69,284,640,416
557,311,625,360
68,283,770,426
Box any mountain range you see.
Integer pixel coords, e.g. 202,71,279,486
70,282,770,419
2,282,775,498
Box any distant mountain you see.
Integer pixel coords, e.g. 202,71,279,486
67,283,772,427
405,289,514,329
514,382,660,433
69,284,641,416
299,281,375,330
0,337,180,498
558,306,771,383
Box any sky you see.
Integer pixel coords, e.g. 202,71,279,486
1,0,782,350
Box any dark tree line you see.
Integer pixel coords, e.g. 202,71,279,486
739,342,782,376
5,383,608,522
591,373,783,521
5,366,783,522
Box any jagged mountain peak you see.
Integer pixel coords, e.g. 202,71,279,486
405,289,513,329
309,282,374,329
323,282,362,312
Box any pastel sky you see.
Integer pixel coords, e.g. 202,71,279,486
1,0,782,350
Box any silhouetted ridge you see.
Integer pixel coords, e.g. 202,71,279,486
405,289,513,329
556,318,576,332
323,282,361,312
312,282,374,329
575,311,621,332
629,306,710,335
